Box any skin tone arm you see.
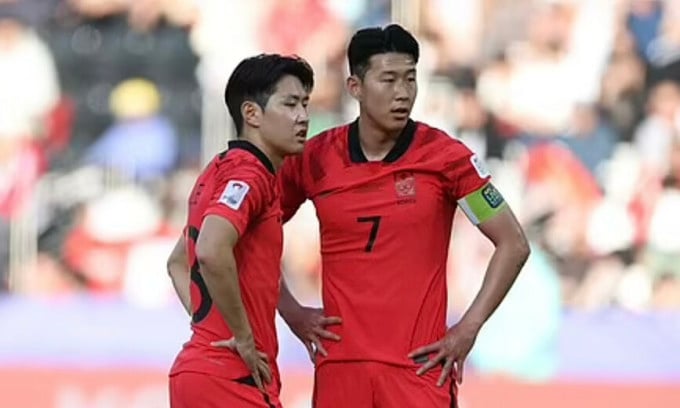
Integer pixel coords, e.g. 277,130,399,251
409,207,530,386
458,208,531,332
278,278,301,321
167,235,191,315
196,214,272,391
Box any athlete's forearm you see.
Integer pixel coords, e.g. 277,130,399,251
459,241,530,330
199,251,253,342
278,277,302,323
167,237,191,315
168,262,192,315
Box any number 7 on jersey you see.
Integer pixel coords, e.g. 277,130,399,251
357,216,382,252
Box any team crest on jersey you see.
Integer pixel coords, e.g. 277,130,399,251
219,180,250,210
394,171,416,199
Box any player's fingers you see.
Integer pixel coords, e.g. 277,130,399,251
320,316,343,326
416,352,445,376
251,370,265,392
257,350,269,363
438,358,454,387
312,326,341,341
456,358,465,384
304,341,315,362
258,360,272,384
408,342,439,359
310,334,328,357
210,338,236,349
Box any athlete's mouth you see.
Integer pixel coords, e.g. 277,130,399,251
295,129,308,138
391,108,409,115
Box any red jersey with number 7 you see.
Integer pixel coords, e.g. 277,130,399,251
278,119,490,369
170,140,283,387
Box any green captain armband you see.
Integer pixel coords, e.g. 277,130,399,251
457,183,507,225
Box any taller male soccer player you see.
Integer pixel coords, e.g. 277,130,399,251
277,25,530,407
167,54,313,408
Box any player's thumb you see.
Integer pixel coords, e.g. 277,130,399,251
304,341,315,363
252,371,265,392
455,359,465,384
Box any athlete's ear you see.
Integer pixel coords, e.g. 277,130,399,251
241,100,262,129
346,75,362,102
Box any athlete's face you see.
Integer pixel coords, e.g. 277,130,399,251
348,52,417,133
259,75,310,156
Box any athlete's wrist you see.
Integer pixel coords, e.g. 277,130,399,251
278,293,302,322
455,316,484,333
234,331,255,345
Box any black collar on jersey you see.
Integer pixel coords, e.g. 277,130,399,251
227,140,275,175
348,118,417,163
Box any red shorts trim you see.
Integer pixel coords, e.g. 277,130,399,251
313,361,457,408
169,372,281,408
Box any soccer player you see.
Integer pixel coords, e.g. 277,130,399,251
167,53,314,408
277,24,530,407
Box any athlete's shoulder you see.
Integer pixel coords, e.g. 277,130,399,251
302,123,350,156
280,123,350,187
216,148,266,173
413,121,472,157
209,150,271,193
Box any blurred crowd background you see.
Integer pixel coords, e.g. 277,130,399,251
1,0,680,407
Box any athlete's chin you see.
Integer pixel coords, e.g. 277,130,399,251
381,116,409,131
284,139,306,155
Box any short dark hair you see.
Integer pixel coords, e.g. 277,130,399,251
347,24,419,79
224,54,314,135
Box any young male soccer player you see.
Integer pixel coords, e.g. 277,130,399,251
277,25,530,407
167,53,313,408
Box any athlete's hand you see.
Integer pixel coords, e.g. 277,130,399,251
211,337,271,392
284,306,342,362
407,321,480,387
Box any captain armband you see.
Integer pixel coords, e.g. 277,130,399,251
457,183,507,225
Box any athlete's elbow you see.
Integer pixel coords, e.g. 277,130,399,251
196,243,233,278
167,252,184,277
195,256,216,276
166,258,178,278
518,240,531,263
511,235,531,266
497,232,530,266
195,243,217,271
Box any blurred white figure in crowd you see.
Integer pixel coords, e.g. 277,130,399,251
634,81,680,175
0,6,59,141
189,1,262,161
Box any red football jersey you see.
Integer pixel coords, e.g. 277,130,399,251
171,140,283,384
279,120,490,368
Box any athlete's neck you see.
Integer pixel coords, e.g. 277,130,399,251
241,131,283,171
357,116,401,162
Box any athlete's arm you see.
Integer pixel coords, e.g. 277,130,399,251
410,148,530,386
410,184,529,386
278,279,301,320
448,151,530,329
167,235,191,315
459,199,530,333
196,214,272,390
196,216,252,343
